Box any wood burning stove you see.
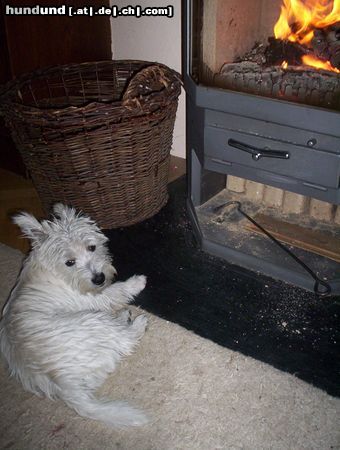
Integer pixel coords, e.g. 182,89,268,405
183,0,340,294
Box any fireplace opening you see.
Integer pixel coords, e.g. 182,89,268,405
183,0,340,294
191,0,340,110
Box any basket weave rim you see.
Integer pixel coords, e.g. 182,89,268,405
0,60,182,115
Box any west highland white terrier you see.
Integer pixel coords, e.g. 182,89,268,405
0,204,148,427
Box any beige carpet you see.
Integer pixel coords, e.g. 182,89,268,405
0,242,339,450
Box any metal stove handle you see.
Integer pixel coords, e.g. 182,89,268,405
228,139,290,161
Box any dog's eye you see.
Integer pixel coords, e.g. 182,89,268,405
87,245,96,252
65,259,76,267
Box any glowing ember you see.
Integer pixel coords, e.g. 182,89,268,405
274,0,340,72
281,60,289,68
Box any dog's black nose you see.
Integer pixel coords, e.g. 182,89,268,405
92,272,105,286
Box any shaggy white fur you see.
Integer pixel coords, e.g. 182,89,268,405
0,204,148,427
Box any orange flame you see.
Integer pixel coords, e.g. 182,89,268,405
302,54,340,72
274,0,340,71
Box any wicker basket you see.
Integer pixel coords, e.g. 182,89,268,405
0,60,182,228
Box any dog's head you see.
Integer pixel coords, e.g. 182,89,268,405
13,204,117,294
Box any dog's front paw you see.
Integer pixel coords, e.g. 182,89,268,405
117,309,132,324
125,275,147,297
131,314,148,337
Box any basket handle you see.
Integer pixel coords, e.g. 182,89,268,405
122,64,182,108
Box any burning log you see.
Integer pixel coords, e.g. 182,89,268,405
271,0,340,71
264,31,340,70
235,32,340,71
215,62,340,109
312,22,340,69
264,37,314,66
218,0,340,107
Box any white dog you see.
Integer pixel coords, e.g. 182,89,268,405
0,204,148,427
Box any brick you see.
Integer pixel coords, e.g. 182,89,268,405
309,198,334,222
283,191,308,215
245,180,264,202
263,186,284,208
226,176,246,193
334,206,340,225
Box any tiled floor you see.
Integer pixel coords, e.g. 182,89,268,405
0,155,186,253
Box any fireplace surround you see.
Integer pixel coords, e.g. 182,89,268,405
182,0,340,294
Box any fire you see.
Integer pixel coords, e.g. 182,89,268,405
302,54,340,72
274,0,340,71
274,0,340,44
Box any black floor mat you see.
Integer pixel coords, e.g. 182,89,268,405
105,176,340,397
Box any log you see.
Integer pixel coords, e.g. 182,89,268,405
235,42,267,66
312,22,340,69
216,27,340,107
238,37,313,67
216,62,340,109
238,34,340,70
264,37,313,66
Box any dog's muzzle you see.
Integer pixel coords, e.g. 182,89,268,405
91,272,105,286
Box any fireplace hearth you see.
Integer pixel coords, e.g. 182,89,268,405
183,0,340,294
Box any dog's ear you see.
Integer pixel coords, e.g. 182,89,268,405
12,212,46,244
53,203,77,221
